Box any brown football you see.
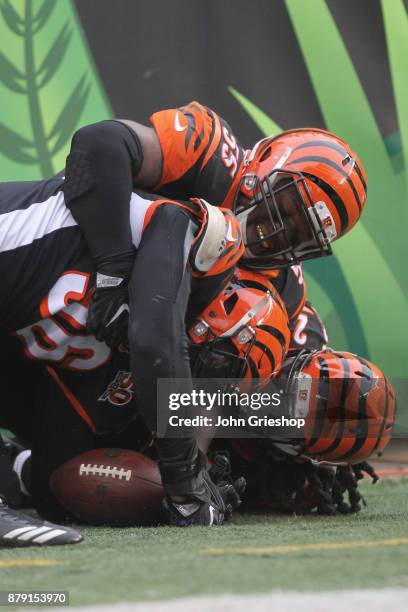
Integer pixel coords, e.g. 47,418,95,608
50,448,165,526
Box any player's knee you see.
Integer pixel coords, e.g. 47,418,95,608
70,121,122,161
64,122,125,204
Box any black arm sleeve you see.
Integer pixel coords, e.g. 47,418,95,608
128,205,235,497
128,205,193,427
63,120,143,275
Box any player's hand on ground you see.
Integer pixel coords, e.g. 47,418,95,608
209,453,246,519
162,452,245,527
86,272,129,347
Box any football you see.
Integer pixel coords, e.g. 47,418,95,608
50,448,165,526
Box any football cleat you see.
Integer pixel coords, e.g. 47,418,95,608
0,497,83,547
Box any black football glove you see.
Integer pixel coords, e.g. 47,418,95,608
161,452,245,527
86,271,129,348
209,453,246,519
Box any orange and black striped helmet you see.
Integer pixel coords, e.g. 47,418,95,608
188,267,290,390
234,128,367,269
274,349,396,464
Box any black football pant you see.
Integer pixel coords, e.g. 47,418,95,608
0,361,151,522
0,361,94,521
0,434,21,508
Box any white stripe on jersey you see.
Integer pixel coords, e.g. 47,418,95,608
0,191,77,253
129,192,154,248
0,190,155,254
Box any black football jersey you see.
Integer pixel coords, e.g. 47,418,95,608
288,302,328,354
0,175,87,332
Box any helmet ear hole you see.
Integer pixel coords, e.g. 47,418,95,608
224,293,238,315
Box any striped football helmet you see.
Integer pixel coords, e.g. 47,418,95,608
188,267,290,389
273,349,396,464
234,128,367,269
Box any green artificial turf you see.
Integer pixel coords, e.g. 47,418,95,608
1,480,407,606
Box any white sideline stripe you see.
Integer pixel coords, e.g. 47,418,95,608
32,529,66,544
0,192,77,253
37,588,408,612
3,526,38,539
17,526,52,541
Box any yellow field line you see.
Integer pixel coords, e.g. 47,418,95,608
201,537,408,556
0,559,68,569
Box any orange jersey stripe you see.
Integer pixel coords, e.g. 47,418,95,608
46,366,96,433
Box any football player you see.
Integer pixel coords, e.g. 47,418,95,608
198,287,395,515
63,101,367,348
0,173,246,526
2,267,290,525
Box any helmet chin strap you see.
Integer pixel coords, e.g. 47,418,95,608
235,204,258,259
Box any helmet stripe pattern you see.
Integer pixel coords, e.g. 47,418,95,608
237,281,287,317
301,171,349,233
257,324,288,352
284,349,395,464
307,356,350,457
293,140,368,194
288,156,363,212
303,356,331,447
247,355,260,379
372,375,391,453
253,340,276,374
333,357,374,461
351,160,367,192
354,355,393,455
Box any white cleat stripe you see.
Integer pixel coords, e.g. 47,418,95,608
18,526,52,541
3,526,39,539
32,529,67,544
